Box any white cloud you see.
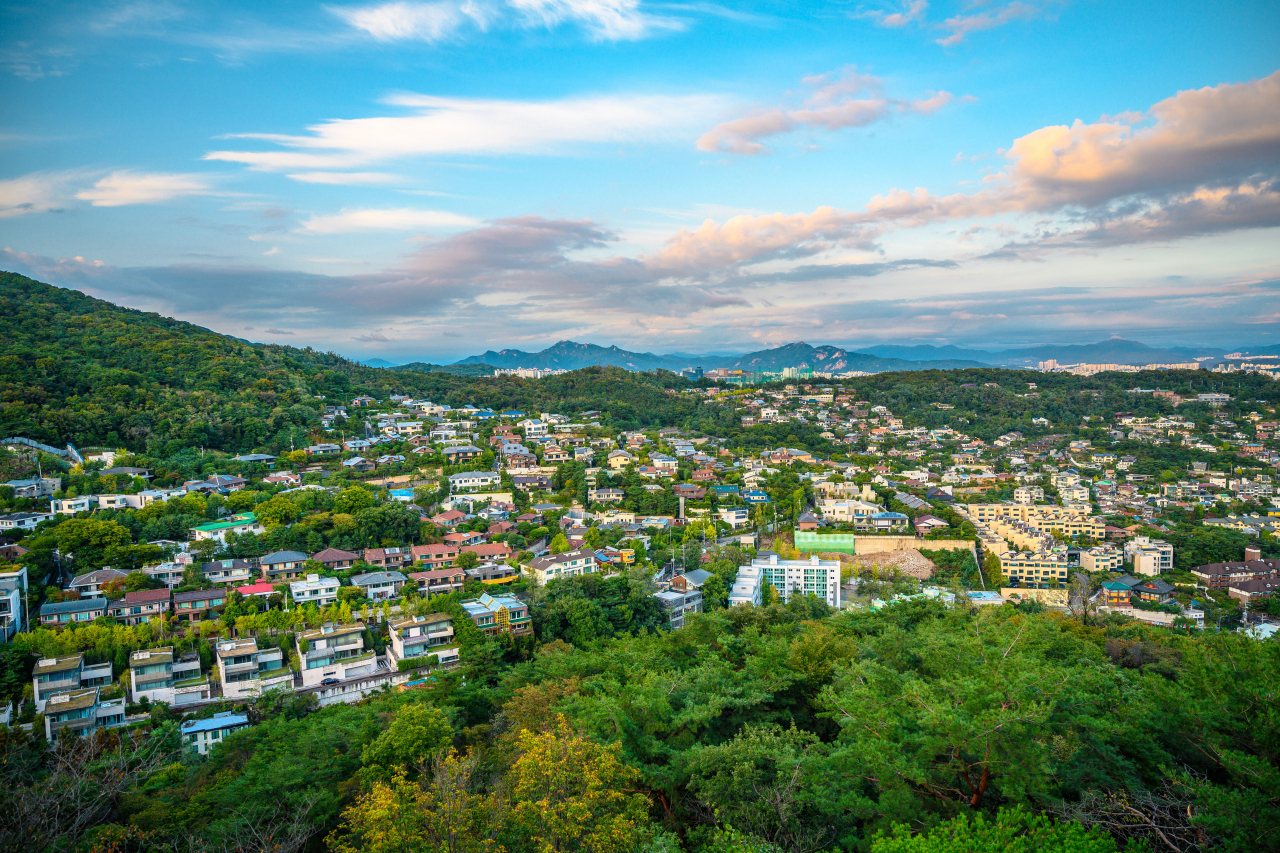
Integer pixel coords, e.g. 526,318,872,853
207,92,721,169
0,171,80,217
937,1,1042,47
75,171,213,206
296,207,480,234
330,0,678,43
858,1,928,29
285,171,402,184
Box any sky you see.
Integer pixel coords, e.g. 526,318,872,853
1,0,1279,363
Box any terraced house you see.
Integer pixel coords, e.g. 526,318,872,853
296,624,377,688
461,593,532,638
173,588,226,622
216,638,292,700
107,588,170,626
129,647,210,705
42,687,126,740
32,654,113,711
386,613,460,669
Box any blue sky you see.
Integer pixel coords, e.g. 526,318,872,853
2,0,1278,362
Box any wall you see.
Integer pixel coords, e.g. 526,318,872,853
793,532,974,556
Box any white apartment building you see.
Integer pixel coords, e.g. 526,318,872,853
448,471,501,492
524,548,597,585
0,565,26,641
1013,485,1045,504
290,574,341,607
746,553,842,608
387,613,460,668
729,565,765,607
1125,536,1175,576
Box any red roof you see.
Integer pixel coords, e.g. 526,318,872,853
120,588,171,604
237,582,277,596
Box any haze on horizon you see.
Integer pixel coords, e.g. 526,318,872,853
1,0,1278,364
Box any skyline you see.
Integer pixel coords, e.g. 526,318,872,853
2,1,1279,362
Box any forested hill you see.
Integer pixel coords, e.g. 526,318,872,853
0,272,731,453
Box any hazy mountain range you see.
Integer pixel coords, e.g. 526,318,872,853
351,337,1277,374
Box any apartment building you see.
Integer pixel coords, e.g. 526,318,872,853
290,574,340,607
32,654,113,711
1080,545,1124,573
969,504,1105,539
729,565,765,607
1013,485,1045,504
129,647,209,705
215,639,292,700
296,623,377,687
1124,536,1175,576
746,553,843,608
387,613,460,668
107,588,171,626
411,544,461,570
1191,557,1280,589
653,588,702,630
524,548,597,585
461,593,532,637
181,712,250,755
998,551,1070,588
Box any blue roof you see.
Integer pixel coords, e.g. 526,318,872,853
181,712,249,734
873,512,909,519
40,598,105,615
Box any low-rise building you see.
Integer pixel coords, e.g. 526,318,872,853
260,550,308,582
461,593,532,637
524,548,597,584
745,552,842,608
42,687,125,740
312,548,360,571
107,588,171,626
999,551,1070,588
351,570,407,601
1191,557,1280,589
68,568,128,598
173,588,227,622
1080,545,1124,573
446,469,496,491
653,588,702,630
1124,536,1175,576
32,653,113,711
201,558,256,586
290,574,340,607
215,638,292,700
181,712,250,755
0,565,27,641
129,647,209,705
39,597,108,627
190,512,264,543
296,623,377,687
387,613,460,668
729,565,765,607
407,567,466,596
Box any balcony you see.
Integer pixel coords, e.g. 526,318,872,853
83,662,113,683
222,661,257,676
48,716,94,735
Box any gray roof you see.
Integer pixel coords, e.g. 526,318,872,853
181,711,249,735
679,568,713,587
261,550,308,564
351,571,408,586
40,598,106,616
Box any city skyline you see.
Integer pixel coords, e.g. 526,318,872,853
2,1,1278,362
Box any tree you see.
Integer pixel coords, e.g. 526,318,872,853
255,495,301,527
549,534,570,554
871,806,1120,853
507,717,649,853
455,551,480,571
52,518,131,571
335,486,375,515
361,702,454,769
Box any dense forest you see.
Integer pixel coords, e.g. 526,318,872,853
3,595,1276,853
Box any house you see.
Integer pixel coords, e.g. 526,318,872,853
107,588,171,626
408,567,466,595
865,512,910,532
606,450,636,470
431,509,467,527
387,613,460,669
1228,576,1280,605
342,457,375,473
6,477,61,499
673,485,706,500
130,647,209,706
260,550,309,582
412,543,461,570
296,623,376,687
518,419,548,437
40,597,108,627
312,547,360,571
201,559,257,586
747,552,842,608
1102,581,1132,607
263,472,302,486
670,568,712,594
364,547,414,569
181,712,250,755
42,687,125,740
543,446,570,464
524,548,597,584
1191,557,1280,589
351,570,407,601
190,513,264,544
460,593,532,637
718,506,751,528
588,488,625,504
443,445,484,463
290,574,340,607
796,512,822,531
236,582,278,600
465,542,513,562
68,568,128,598
443,530,485,548
216,638,292,700
449,471,501,492
172,588,227,622
512,475,551,492
32,654,112,711
142,560,188,589
1134,579,1176,604
0,510,55,530
742,490,771,504
654,589,702,630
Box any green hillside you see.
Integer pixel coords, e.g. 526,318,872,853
0,272,735,454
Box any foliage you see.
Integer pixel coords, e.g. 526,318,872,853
870,807,1122,853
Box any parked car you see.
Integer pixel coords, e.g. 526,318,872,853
320,677,340,686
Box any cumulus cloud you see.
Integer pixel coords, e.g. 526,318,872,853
330,0,679,43
74,171,213,206
207,91,720,170
698,68,954,155
647,207,880,270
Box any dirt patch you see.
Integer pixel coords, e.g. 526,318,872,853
847,548,936,580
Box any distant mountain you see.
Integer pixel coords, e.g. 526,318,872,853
455,340,689,372
727,342,988,373
862,344,1001,363
396,362,497,377
1234,343,1280,357
360,357,400,368
986,338,1223,367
